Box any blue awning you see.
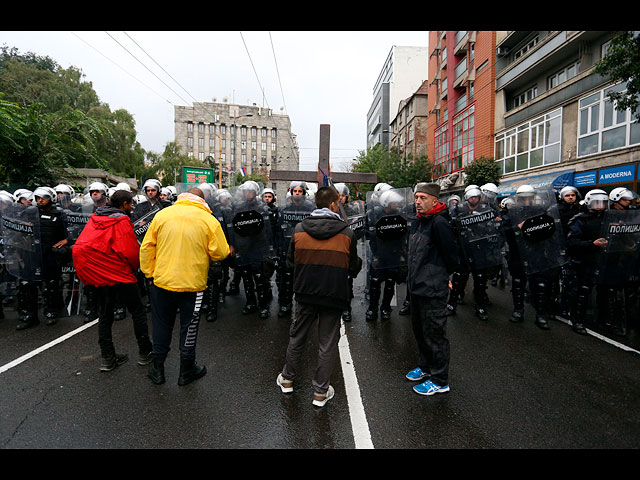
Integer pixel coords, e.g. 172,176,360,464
496,169,575,197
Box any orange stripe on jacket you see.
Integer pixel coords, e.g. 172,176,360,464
293,230,351,269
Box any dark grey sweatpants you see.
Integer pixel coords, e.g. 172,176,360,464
410,293,450,387
281,301,342,394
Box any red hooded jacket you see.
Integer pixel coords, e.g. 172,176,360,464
72,207,140,286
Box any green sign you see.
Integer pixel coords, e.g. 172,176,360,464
182,166,214,184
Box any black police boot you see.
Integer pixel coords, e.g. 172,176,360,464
43,280,60,325
278,304,292,318
147,357,166,385
510,277,525,323
570,285,589,335
16,282,40,330
342,308,352,321
532,281,551,330
366,278,381,321
177,358,207,386
398,295,411,316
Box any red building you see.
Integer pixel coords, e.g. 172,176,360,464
427,31,496,193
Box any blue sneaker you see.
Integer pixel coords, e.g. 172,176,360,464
413,380,450,396
405,367,429,382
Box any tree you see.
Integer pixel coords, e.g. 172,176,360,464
464,156,502,187
594,31,640,121
349,144,432,198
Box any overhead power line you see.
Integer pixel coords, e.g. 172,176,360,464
239,32,270,110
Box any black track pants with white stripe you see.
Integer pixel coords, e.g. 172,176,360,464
149,284,204,361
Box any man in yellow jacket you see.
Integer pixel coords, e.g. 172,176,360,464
140,187,230,386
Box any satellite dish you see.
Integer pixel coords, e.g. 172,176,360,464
222,97,228,103
212,97,217,102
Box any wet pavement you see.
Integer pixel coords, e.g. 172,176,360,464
1,263,640,449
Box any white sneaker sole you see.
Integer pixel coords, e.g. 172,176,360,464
312,387,335,407
277,375,293,393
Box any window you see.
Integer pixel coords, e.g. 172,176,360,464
187,137,193,148
251,141,257,150
272,142,276,151
251,127,257,137
548,60,580,90
262,142,267,151
578,81,640,157
198,123,205,134
451,105,475,172
220,124,226,134
241,126,247,137
495,108,562,174
513,36,538,60
209,124,215,134
198,137,204,148
434,123,449,177
272,128,277,137
187,122,193,132
513,86,538,109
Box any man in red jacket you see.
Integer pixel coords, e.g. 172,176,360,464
72,190,152,372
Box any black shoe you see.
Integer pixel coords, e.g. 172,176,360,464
44,312,57,326
177,360,207,386
572,323,588,335
535,316,550,330
446,303,456,316
206,310,217,322
114,308,126,321
365,309,377,321
100,353,128,372
510,309,524,323
228,284,240,296
147,358,166,384
259,308,270,319
242,304,257,315
342,310,352,322
398,302,411,316
16,319,40,330
475,307,488,321
278,305,291,318
380,308,392,320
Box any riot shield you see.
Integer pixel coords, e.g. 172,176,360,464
344,200,366,238
0,203,43,282
228,185,275,267
455,204,505,271
61,203,94,315
508,187,567,274
366,187,412,270
0,195,17,295
594,209,640,285
132,203,161,244
277,195,315,257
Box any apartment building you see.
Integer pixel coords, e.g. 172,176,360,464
494,31,640,197
427,31,496,193
367,45,428,150
174,101,299,195
390,80,429,158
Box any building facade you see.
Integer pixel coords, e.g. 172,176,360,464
494,31,640,198
367,45,428,150
427,31,496,193
390,80,429,159
174,102,299,196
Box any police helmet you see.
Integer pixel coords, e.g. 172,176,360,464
33,186,55,201
14,189,33,203
374,183,392,193
516,185,535,196
465,187,483,201
559,186,580,200
115,182,132,193
143,179,162,193
88,182,108,195
584,189,609,210
0,190,15,204
609,187,634,203
334,183,349,196
54,184,75,196
289,181,308,194
379,189,404,209
464,184,479,193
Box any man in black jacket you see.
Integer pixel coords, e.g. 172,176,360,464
405,182,459,396
276,186,362,408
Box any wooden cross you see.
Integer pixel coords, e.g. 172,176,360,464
268,124,378,187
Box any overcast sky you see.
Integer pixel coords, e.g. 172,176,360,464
1,31,429,172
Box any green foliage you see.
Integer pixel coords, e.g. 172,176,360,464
349,144,432,198
464,156,502,187
594,31,640,121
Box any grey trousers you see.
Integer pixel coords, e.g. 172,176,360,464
282,301,342,394
410,293,450,386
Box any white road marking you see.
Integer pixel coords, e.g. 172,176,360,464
0,320,98,374
338,318,374,449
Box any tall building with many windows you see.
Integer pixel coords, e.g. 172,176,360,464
174,101,299,196
367,45,428,150
493,31,640,197
427,31,496,193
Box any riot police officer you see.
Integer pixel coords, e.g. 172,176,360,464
275,181,314,318
566,189,611,335
33,187,69,326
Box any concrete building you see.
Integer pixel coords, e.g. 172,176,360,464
427,31,496,194
174,101,299,197
493,31,639,198
367,45,428,150
390,80,429,159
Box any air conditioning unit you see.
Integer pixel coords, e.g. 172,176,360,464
497,46,510,57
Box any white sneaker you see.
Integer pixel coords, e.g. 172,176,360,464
312,385,335,407
277,373,293,393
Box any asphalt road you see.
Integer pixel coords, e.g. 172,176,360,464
1,261,640,449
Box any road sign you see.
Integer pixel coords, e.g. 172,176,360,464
182,166,214,185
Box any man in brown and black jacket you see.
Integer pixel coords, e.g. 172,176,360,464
276,186,362,408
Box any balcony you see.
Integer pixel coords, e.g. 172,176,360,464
454,31,476,56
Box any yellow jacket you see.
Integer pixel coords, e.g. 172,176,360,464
139,193,230,292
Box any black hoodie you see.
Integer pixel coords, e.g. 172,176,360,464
286,213,362,310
